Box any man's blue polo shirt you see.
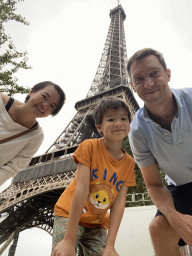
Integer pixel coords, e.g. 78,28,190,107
129,88,192,186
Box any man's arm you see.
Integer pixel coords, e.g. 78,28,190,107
103,185,128,256
141,162,192,246
51,162,90,256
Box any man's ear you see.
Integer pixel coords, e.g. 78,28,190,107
166,69,171,82
130,82,136,92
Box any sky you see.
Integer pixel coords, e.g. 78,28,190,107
1,0,192,255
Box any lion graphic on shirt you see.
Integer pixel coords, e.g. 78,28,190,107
87,182,114,216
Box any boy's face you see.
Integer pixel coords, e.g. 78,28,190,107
97,107,130,142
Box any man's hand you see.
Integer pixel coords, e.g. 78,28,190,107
168,212,192,246
51,240,76,256
140,163,192,245
102,246,119,256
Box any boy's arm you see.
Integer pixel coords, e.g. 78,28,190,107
51,162,90,256
103,185,128,256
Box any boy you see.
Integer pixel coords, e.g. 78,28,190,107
51,96,136,256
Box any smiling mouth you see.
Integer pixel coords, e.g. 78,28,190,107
145,89,159,94
36,105,44,114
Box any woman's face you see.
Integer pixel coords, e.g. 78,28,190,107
27,85,61,118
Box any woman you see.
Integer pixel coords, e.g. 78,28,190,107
0,81,65,186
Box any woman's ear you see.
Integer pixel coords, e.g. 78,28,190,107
25,90,33,103
28,90,33,97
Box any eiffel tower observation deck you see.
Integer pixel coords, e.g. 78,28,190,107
0,3,140,255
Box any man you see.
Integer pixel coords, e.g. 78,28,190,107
127,48,192,256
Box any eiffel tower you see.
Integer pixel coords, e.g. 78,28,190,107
0,3,139,255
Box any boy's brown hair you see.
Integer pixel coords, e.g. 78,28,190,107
93,96,131,125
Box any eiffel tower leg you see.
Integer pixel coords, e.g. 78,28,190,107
8,227,21,256
0,231,15,255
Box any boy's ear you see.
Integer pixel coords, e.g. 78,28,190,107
96,124,102,134
96,124,101,132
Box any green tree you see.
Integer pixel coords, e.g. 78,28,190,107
0,0,31,95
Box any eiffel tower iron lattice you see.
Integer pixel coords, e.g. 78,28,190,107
0,4,140,254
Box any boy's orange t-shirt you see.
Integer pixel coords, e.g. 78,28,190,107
54,138,136,230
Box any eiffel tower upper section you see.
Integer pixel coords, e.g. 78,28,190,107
86,4,129,97
46,4,139,154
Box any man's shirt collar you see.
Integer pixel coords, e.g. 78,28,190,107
143,88,183,121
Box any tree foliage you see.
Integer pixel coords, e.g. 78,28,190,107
0,0,31,95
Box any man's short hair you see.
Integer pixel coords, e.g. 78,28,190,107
93,96,131,125
127,48,167,80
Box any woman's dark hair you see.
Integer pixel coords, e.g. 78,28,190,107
25,81,66,116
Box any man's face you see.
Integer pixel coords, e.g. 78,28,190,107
130,55,171,105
